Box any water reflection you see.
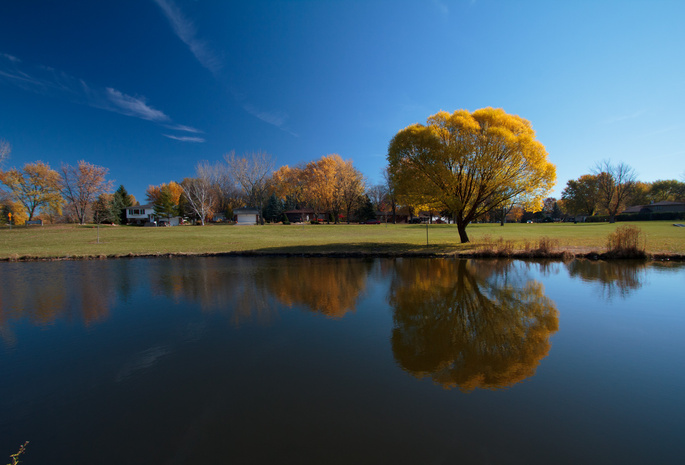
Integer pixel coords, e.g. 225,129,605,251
566,260,648,300
263,259,373,318
0,261,117,345
389,259,559,391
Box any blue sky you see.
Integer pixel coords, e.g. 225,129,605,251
1,0,684,202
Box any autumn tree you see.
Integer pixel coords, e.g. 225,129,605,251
561,174,600,217
648,179,685,202
272,165,307,209
1,199,29,225
0,161,63,221
389,259,559,391
388,108,556,243
60,160,114,225
146,181,183,220
334,157,365,223
303,155,340,222
592,160,636,223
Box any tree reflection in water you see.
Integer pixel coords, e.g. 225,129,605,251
264,258,373,318
389,259,559,392
0,261,117,346
565,260,648,300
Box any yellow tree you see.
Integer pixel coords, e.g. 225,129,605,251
0,161,63,221
333,156,365,223
146,181,184,219
272,164,307,208
303,154,340,221
388,108,556,242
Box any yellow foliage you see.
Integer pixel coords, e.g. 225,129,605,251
388,108,556,242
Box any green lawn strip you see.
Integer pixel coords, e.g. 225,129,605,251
0,221,683,260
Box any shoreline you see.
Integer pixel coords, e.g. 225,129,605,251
2,249,684,262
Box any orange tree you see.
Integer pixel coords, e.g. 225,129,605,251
387,108,556,242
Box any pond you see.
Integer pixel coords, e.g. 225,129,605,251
1,257,684,464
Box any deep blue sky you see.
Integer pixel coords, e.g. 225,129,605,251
1,0,684,202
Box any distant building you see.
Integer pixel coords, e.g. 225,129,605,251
235,207,260,225
622,201,685,214
125,205,155,225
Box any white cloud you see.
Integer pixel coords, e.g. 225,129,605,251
1,53,20,63
165,123,203,133
152,0,222,75
105,88,170,123
0,54,202,134
163,134,206,143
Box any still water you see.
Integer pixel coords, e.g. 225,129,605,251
1,257,683,464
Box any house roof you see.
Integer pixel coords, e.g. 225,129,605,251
235,208,259,214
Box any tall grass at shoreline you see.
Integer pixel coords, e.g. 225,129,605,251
0,221,683,260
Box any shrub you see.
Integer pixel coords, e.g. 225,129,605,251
282,213,290,225
606,225,647,258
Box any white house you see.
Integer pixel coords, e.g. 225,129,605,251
234,207,259,225
125,205,156,225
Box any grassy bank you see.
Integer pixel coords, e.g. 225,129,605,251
0,221,683,260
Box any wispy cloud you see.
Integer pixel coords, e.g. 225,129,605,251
601,111,644,125
151,2,296,136
105,87,170,122
163,134,206,143
165,124,203,133
0,53,201,138
1,53,20,63
242,103,287,129
152,0,222,75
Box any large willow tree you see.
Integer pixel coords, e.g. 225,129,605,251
387,108,556,242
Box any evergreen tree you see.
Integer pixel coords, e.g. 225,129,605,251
92,194,119,224
356,195,376,222
263,194,283,223
154,187,178,220
112,185,133,224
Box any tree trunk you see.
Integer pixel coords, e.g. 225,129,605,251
457,221,470,243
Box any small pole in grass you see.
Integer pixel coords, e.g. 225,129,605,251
426,221,429,247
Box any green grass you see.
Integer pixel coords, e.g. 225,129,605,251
0,221,683,260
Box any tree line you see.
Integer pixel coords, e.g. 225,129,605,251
0,140,386,225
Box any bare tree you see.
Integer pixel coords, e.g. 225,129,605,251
224,151,274,224
592,160,637,223
382,168,398,224
0,139,10,166
181,162,216,225
60,161,114,224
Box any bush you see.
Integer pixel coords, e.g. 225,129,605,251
606,225,647,258
282,213,290,225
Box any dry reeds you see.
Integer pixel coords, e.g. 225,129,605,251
606,225,647,259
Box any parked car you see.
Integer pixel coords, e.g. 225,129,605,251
361,219,381,224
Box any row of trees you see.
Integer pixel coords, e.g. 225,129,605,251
142,152,372,225
561,161,685,221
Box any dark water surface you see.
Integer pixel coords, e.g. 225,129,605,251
1,257,683,464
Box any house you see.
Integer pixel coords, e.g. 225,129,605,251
284,209,315,223
125,204,183,226
622,201,685,214
125,205,155,225
234,207,260,225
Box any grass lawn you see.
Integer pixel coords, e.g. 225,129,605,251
0,221,683,260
